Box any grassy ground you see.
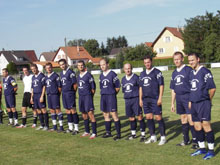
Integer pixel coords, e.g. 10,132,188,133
0,68,220,165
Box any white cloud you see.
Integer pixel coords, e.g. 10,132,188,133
95,0,173,16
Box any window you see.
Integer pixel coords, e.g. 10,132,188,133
164,36,171,43
174,46,179,51
158,48,165,54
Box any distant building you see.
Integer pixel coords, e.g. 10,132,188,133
0,50,38,74
39,52,56,62
108,47,128,59
145,27,184,58
53,46,101,66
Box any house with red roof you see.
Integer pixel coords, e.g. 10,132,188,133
145,27,184,58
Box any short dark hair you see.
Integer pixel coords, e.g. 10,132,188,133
30,64,38,69
58,59,67,64
100,58,109,64
2,68,8,72
45,62,52,68
23,66,29,70
143,55,152,61
173,51,184,58
188,53,199,59
77,60,85,66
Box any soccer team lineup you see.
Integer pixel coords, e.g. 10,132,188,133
0,52,218,160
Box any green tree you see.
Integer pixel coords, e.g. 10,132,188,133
125,43,156,61
67,39,86,46
182,11,220,62
83,39,102,57
106,36,128,54
115,52,124,69
100,42,108,56
7,62,18,74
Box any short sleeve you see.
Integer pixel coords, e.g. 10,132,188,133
70,71,77,84
204,71,216,89
157,71,164,86
113,73,120,88
89,74,96,90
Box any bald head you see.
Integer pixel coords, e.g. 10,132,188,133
123,63,132,76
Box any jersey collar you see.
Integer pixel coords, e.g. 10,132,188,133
193,65,203,75
5,76,10,81
47,72,54,78
80,71,87,78
146,67,154,75
126,73,134,81
63,67,70,75
103,69,111,76
34,72,41,78
176,64,185,72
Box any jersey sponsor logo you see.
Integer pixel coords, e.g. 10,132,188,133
123,83,133,93
33,79,39,87
61,77,67,86
191,79,199,91
46,79,52,87
174,75,184,86
142,77,151,87
102,79,110,88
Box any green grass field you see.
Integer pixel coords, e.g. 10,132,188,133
1,69,220,165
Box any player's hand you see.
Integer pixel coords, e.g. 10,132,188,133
30,98,34,104
171,104,175,112
188,102,192,110
157,98,162,106
40,96,44,103
139,100,143,108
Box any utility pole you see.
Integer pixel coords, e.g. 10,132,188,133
64,37,67,47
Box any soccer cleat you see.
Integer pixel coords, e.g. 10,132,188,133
145,136,157,144
32,124,37,128
49,128,57,132
191,149,207,156
65,129,73,133
191,143,199,150
176,141,190,146
113,135,121,141
80,132,90,137
140,136,146,142
13,123,20,127
203,151,215,160
16,125,27,128
43,127,49,131
7,122,13,126
158,137,166,146
89,133,97,139
57,128,65,133
126,134,137,140
36,126,44,130
102,132,113,138
72,130,79,135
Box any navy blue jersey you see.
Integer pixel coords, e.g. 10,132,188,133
121,73,139,99
45,72,61,95
170,65,192,95
32,72,46,94
139,68,164,99
60,68,77,93
189,66,216,103
77,71,96,96
99,70,120,95
3,76,17,96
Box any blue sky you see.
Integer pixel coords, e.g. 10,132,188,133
0,0,220,56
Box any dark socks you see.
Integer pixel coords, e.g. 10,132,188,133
114,120,121,137
190,125,197,143
0,110,3,123
8,111,13,119
130,119,137,131
22,116,27,125
139,119,146,132
67,114,73,123
44,113,49,127
13,111,18,119
158,119,166,136
147,119,155,135
182,123,190,143
206,131,215,152
105,121,112,134
84,119,90,133
91,122,97,134
38,113,45,127
197,130,206,151
73,113,79,124
33,115,37,125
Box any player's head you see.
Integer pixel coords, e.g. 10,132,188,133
188,53,200,69
143,55,152,70
100,58,109,72
22,67,30,76
77,60,86,72
58,59,68,70
45,62,53,74
123,63,133,76
30,64,39,75
2,68,8,78
173,51,184,68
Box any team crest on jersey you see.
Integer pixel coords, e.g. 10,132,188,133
174,75,184,85
191,79,199,91
3,83,7,89
204,73,212,82
124,83,133,93
78,80,85,89
46,79,52,87
33,79,39,87
142,77,151,86
102,79,110,88
61,77,67,85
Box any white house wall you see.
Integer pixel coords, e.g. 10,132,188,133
39,55,46,62
0,53,9,75
54,49,72,66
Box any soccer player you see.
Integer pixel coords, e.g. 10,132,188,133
58,59,79,134
188,53,216,160
2,68,19,126
121,63,146,142
30,64,49,131
99,59,121,141
77,60,97,139
170,51,198,149
139,56,166,145
45,62,64,132
0,81,3,124
17,67,38,128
